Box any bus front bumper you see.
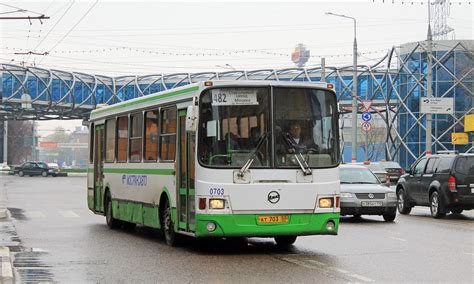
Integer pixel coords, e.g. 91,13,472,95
195,212,339,237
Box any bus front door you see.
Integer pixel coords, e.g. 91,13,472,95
93,124,105,213
177,109,196,232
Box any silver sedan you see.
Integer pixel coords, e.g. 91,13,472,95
340,164,397,222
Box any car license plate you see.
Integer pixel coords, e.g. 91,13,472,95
471,188,474,194
258,216,289,223
361,201,383,207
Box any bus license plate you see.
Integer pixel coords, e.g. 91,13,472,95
361,201,383,207
258,216,289,223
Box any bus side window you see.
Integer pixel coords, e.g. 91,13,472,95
129,113,143,162
116,116,128,162
105,118,116,162
159,107,177,161
144,110,159,161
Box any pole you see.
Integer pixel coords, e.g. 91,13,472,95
426,0,433,155
3,121,7,164
321,57,326,82
351,20,358,163
324,12,358,162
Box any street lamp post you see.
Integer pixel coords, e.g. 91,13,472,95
326,12,358,162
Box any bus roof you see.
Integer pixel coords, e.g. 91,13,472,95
89,80,334,121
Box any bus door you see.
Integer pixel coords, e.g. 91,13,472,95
93,124,105,213
177,109,196,232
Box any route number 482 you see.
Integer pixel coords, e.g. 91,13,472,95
213,93,227,103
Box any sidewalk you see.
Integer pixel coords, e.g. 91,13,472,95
0,176,15,283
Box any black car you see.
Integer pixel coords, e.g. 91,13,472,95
396,152,474,218
380,161,405,183
13,161,59,177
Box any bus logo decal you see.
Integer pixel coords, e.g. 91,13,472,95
267,191,280,204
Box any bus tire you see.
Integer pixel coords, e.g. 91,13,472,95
161,199,177,246
274,236,297,246
105,195,121,229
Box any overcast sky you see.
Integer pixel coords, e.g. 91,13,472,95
1,0,472,136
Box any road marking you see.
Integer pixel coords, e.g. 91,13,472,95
349,273,375,282
463,252,474,256
279,257,317,270
390,237,407,242
25,211,46,219
59,210,80,218
280,257,374,282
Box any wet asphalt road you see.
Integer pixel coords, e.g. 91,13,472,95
1,175,473,283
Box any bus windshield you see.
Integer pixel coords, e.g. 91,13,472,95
198,86,339,169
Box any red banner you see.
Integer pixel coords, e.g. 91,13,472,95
39,141,58,149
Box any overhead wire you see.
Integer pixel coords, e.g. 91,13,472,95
38,0,97,65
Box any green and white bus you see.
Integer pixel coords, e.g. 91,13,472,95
87,80,341,246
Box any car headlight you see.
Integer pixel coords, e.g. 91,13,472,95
209,199,225,209
340,192,353,198
387,192,397,198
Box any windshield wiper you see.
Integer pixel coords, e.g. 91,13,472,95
294,152,312,176
238,131,270,177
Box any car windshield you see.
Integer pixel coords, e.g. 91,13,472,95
198,86,339,169
340,168,380,184
381,161,400,168
367,163,385,172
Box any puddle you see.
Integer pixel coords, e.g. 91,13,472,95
3,207,55,282
12,247,54,283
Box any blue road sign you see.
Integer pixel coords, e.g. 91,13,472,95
362,112,372,122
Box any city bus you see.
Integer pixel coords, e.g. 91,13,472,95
87,80,341,246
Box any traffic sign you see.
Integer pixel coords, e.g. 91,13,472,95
362,100,372,111
362,112,372,122
420,97,454,114
361,121,372,133
452,133,469,145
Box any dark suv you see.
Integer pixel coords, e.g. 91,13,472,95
396,152,474,218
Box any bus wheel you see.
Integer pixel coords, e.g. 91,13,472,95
162,199,177,246
105,196,121,229
274,236,297,246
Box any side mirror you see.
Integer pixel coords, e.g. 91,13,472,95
405,168,412,175
185,105,199,132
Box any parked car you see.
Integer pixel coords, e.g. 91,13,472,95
13,161,59,177
380,160,405,182
355,162,391,185
396,152,474,218
340,164,398,221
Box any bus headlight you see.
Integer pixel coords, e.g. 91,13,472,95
319,198,333,208
209,199,225,209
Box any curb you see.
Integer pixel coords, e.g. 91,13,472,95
0,247,13,283
66,173,87,177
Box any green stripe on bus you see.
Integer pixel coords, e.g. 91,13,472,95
90,85,199,118
103,168,174,175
